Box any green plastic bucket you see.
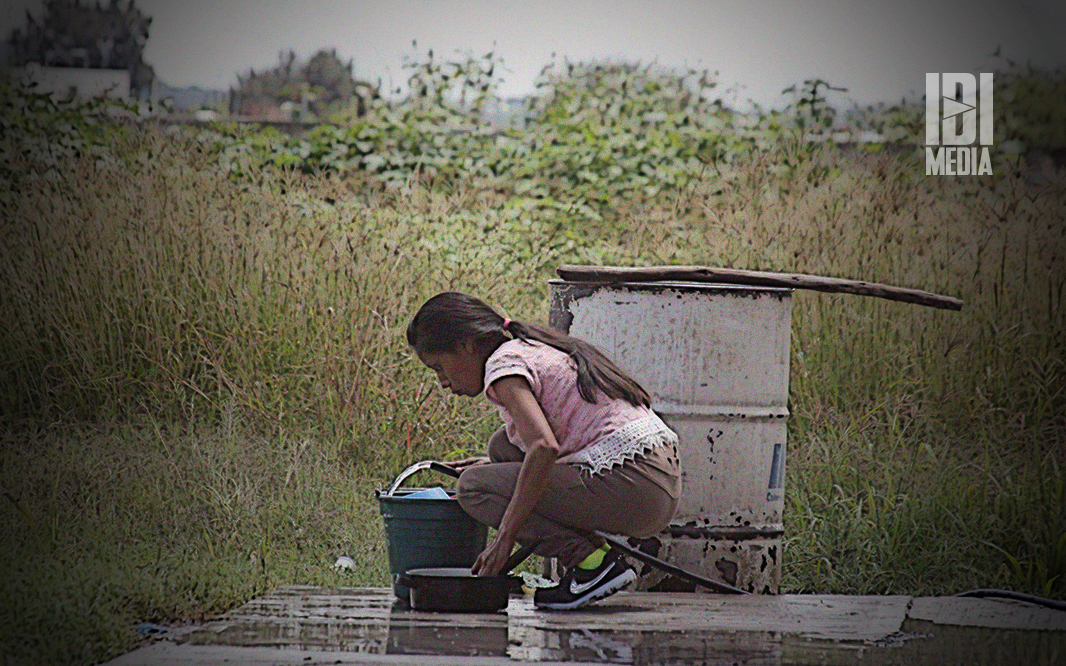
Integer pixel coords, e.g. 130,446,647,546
376,487,488,601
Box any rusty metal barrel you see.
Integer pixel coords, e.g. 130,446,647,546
549,280,792,593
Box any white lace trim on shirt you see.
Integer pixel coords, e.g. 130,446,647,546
562,413,677,476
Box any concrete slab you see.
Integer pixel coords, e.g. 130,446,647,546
105,587,1066,666
908,596,1066,631
507,593,913,641
104,643,529,666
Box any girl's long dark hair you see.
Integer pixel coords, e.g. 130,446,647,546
407,292,650,407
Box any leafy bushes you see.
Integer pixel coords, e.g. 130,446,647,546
192,53,834,207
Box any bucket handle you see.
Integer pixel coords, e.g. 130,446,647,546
385,460,461,496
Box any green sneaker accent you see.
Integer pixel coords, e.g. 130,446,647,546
534,548,635,610
577,545,608,570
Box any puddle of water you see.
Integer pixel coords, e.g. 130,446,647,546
178,588,1066,665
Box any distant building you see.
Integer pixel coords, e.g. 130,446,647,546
22,62,130,99
230,97,295,122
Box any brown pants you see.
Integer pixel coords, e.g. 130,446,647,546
457,428,681,568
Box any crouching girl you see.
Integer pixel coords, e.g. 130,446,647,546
406,292,681,609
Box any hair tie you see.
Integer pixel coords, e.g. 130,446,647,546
502,318,512,330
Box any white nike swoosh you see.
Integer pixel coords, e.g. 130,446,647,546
569,566,614,596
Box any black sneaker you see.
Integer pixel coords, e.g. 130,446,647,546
534,547,636,610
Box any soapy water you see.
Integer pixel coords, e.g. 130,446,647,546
402,486,452,499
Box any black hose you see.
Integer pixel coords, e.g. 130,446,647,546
596,531,750,595
956,589,1066,611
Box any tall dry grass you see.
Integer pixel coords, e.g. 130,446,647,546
1,130,505,452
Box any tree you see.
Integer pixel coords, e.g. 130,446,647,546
232,48,378,119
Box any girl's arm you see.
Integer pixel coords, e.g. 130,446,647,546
471,375,559,576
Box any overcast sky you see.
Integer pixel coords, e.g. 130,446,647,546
3,0,1064,109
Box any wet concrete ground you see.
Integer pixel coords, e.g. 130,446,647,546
107,587,1066,665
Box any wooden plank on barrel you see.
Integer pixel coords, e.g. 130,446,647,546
557,265,964,311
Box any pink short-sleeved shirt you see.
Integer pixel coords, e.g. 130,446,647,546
482,339,652,459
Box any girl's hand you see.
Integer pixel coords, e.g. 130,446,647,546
440,456,489,473
472,532,516,577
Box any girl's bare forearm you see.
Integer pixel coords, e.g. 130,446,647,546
497,440,557,539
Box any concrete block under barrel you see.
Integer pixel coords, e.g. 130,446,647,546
549,280,792,593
